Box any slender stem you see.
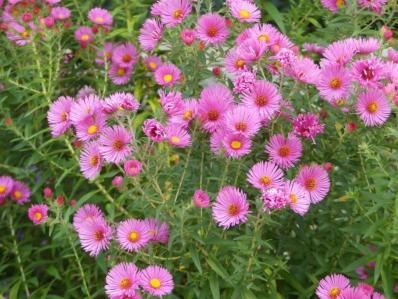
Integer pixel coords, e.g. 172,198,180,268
8,215,30,298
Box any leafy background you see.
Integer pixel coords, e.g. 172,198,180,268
1,0,398,298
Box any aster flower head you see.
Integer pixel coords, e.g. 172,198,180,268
224,105,260,137
10,180,30,204
387,48,398,64
75,112,106,141
73,204,104,231
154,63,181,87
74,26,94,45
80,141,103,180
242,80,281,122
247,23,280,46
284,180,310,216
320,0,346,13
372,293,386,299
96,42,114,65
222,133,252,158
88,7,112,27
180,28,196,45
352,57,385,88
159,90,184,116
70,94,103,125
144,56,162,72
77,217,112,256
322,40,356,66
357,0,387,14
169,99,198,127
295,164,330,204
28,204,49,225
109,64,132,85
288,57,320,84
229,0,261,23
316,64,352,103
103,92,139,114
233,70,257,94
0,176,14,199
265,133,302,169
356,88,391,127
303,43,326,55
225,48,248,74
105,263,140,298
139,18,163,51
193,189,211,208
247,161,284,190
159,0,192,28
142,119,166,142
48,96,73,137
99,125,133,164
262,187,289,211
316,274,350,299
116,219,151,252
139,265,174,297
76,86,96,99
357,283,374,297
51,6,71,21
237,38,267,62
112,43,139,68
352,37,380,55
339,287,369,299
165,124,192,147
124,160,142,177
210,128,226,154
143,218,169,244
197,13,229,45
292,113,324,141
198,84,234,132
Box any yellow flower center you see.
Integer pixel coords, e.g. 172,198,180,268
163,74,173,83
34,212,42,220
171,136,181,144
336,0,345,8
0,185,6,194
183,110,193,121
95,16,104,23
235,122,247,132
87,125,98,135
329,287,341,298
366,102,378,113
239,9,251,19
173,9,183,19
235,59,245,69
289,193,297,204
258,34,270,42
119,278,132,289
61,112,68,121
21,30,30,38
94,231,104,241
148,61,157,70
122,54,132,63
81,34,90,41
90,155,99,166
228,204,239,216
128,231,139,242
207,109,219,121
207,27,218,37
255,95,268,107
330,78,342,89
304,178,316,191
278,145,291,158
14,191,22,199
117,68,126,76
150,278,161,289
112,140,124,151
231,140,242,150
259,176,272,187
336,98,347,106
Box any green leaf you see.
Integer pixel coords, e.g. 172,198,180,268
263,3,286,33
209,273,220,299
9,281,21,299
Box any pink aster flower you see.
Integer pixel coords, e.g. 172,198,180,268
0,176,14,199
159,0,192,28
196,13,229,45
180,28,196,45
139,18,163,51
105,263,140,298
28,204,49,225
265,133,302,169
288,57,320,84
303,43,326,55
75,112,107,141
270,32,294,54
372,293,386,299
295,164,330,204
51,7,71,21
322,40,356,66
165,124,192,147
47,96,73,137
339,287,368,299
357,0,387,14
316,274,350,299
316,64,352,103
242,80,281,122
224,105,260,137
88,8,113,27
74,26,94,45
356,88,391,127
139,265,174,297
112,43,138,68
222,133,252,158
103,92,139,114
73,204,104,231
99,126,132,164
159,90,184,116
292,113,324,141
225,48,248,74
80,142,103,180
237,38,267,63
247,161,284,190
142,119,166,142
320,0,346,13
143,218,169,244
70,94,103,125
116,219,151,252
284,180,310,216
154,63,181,87
198,84,233,132
262,187,289,211
387,48,398,64
144,56,162,72
124,160,142,177
212,186,250,229
352,37,380,55
10,180,30,204
77,217,112,256
357,283,374,296
210,128,226,154
352,57,385,88
230,0,261,23
76,86,96,99
169,99,198,127
109,64,132,85
193,189,211,208
233,70,257,94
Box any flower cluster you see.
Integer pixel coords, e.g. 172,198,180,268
320,0,387,14
316,273,386,298
0,175,30,205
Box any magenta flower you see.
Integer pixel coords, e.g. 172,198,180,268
28,204,49,225
303,43,325,55
295,164,330,204
356,89,391,127
352,37,380,55
74,26,94,45
193,189,211,208
222,133,252,158
109,64,133,85
224,105,260,137
165,124,192,147
247,23,279,46
352,57,384,88
73,204,104,232
47,96,74,137
70,94,103,125
229,0,261,23
10,180,30,204
316,64,352,103
196,13,229,45
262,187,289,211
139,19,163,51
144,56,162,72
103,92,139,114
169,99,198,127
154,63,181,87
338,287,368,299
316,274,350,299
112,43,139,68
159,0,192,28
143,218,169,244
51,7,71,20
159,90,184,116
180,28,196,45
139,265,174,297
265,133,302,169
357,0,387,14
225,48,247,74
233,71,257,94
124,160,142,177
80,142,103,180
322,40,356,66
237,38,267,63
99,126,132,164
96,42,115,65
292,113,324,141
320,0,346,13
116,219,151,252
77,217,112,256
75,113,106,141
284,180,310,216
142,119,166,142
88,7,113,27
105,263,140,298
212,186,250,229
0,176,14,199
247,161,284,190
